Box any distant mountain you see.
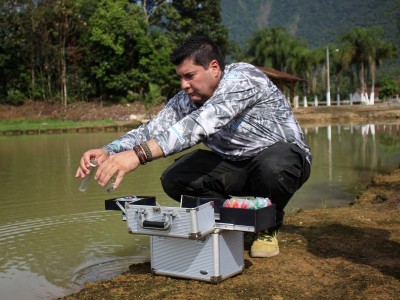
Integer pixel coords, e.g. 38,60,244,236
220,0,399,48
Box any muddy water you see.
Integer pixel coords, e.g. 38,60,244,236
0,122,399,299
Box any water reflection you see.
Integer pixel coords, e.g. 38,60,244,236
0,123,399,299
293,123,400,212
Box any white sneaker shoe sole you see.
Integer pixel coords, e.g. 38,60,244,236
250,249,280,258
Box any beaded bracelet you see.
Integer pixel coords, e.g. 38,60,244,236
133,145,147,165
140,142,153,162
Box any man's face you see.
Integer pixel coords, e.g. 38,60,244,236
175,59,221,105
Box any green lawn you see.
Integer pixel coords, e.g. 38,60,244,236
0,119,116,131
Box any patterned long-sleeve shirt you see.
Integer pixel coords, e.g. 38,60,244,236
102,62,312,164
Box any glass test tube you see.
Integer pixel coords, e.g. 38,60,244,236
79,159,97,192
105,175,117,193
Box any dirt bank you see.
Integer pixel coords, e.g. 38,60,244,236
1,101,400,128
294,102,400,127
0,101,160,122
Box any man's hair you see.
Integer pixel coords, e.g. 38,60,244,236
170,36,225,71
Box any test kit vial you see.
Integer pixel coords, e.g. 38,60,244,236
79,159,97,192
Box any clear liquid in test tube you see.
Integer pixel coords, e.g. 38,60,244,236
105,175,117,193
79,159,97,192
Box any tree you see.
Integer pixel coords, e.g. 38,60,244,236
80,0,176,104
378,77,399,99
52,0,86,105
332,43,355,100
81,0,146,101
339,26,397,104
303,47,325,102
163,0,230,56
367,30,397,103
0,0,32,103
243,27,307,74
0,0,96,104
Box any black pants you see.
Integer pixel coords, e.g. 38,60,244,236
161,142,311,228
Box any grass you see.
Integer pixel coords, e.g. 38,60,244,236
0,118,116,132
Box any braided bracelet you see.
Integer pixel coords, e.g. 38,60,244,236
140,142,153,162
133,145,147,165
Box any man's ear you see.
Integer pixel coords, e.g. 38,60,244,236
209,59,221,77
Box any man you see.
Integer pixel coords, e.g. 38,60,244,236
76,36,311,258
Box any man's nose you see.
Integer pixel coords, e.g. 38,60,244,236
181,79,190,90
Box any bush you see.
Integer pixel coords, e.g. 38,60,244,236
141,83,165,109
379,77,399,99
6,89,27,105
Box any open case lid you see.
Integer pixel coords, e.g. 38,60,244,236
180,195,225,213
181,195,277,233
105,195,157,212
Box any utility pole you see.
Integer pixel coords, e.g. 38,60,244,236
326,46,331,107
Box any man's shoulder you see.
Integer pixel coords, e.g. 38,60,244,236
225,62,257,72
224,62,268,83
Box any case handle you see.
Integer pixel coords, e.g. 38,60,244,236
138,211,173,231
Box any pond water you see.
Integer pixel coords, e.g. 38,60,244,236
0,122,399,299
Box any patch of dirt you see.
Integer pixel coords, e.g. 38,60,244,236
62,170,400,300
0,101,162,122
294,102,400,127
0,101,165,135
1,101,400,127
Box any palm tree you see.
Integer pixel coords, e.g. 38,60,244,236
333,43,356,103
244,27,306,73
339,27,370,103
339,26,397,104
367,28,397,103
307,48,325,106
293,46,313,106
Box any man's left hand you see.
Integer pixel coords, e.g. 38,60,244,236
94,150,139,190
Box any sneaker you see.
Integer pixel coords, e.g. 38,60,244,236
250,229,279,258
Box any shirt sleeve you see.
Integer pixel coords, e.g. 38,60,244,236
101,94,187,155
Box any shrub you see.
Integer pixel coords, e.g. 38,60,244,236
379,77,399,99
6,89,27,105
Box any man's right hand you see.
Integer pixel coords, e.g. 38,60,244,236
75,148,109,179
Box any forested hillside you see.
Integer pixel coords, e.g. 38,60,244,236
221,0,399,48
220,0,400,98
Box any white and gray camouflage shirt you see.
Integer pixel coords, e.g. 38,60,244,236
102,62,312,164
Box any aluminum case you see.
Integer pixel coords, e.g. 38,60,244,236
125,201,215,239
105,195,276,283
150,230,244,283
